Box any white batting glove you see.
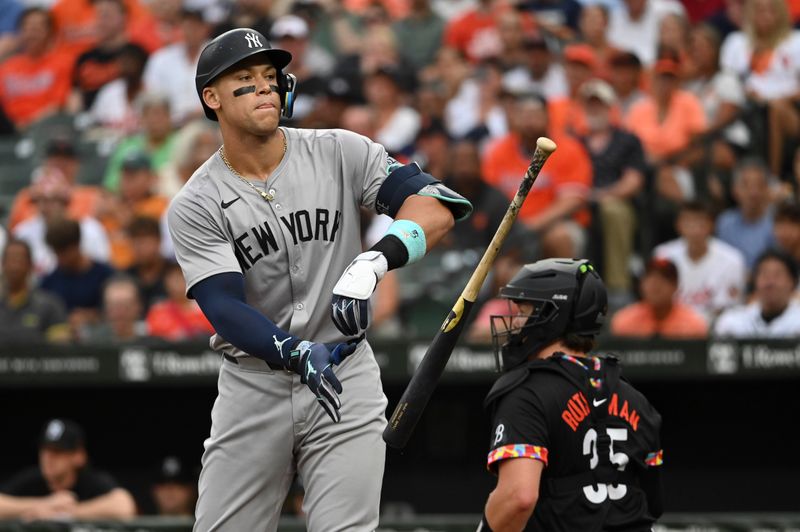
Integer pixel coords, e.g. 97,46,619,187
330,251,388,336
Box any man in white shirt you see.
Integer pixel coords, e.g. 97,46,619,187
714,250,800,338
607,0,685,65
143,6,212,125
655,201,745,321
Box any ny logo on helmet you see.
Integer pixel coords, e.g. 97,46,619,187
245,33,262,48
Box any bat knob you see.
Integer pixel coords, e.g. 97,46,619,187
536,137,557,154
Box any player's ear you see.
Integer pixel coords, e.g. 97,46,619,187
203,86,221,113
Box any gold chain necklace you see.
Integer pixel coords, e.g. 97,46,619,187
219,132,287,202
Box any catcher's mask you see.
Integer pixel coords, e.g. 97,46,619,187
490,258,607,371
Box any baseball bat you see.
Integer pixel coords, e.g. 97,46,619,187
383,136,558,449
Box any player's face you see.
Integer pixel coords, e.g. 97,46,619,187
755,258,795,311
207,58,282,135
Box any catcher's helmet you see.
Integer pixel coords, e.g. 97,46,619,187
195,28,297,120
490,258,607,371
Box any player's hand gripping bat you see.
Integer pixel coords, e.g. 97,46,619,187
383,137,558,449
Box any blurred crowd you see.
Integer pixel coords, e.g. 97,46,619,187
1,0,800,345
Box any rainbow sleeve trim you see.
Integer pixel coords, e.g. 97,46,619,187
645,450,664,467
487,444,549,469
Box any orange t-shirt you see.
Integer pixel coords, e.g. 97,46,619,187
146,300,214,341
611,301,708,338
51,0,153,56
625,90,707,159
0,49,74,127
481,133,592,225
8,186,101,229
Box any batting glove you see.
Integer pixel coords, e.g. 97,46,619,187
331,251,389,337
278,339,358,423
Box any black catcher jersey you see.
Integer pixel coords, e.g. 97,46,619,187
485,354,663,532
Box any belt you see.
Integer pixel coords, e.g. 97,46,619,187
223,353,287,372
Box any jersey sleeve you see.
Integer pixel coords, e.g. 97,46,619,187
167,193,241,296
487,388,550,473
336,129,391,212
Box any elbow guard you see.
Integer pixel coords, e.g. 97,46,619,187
375,162,473,221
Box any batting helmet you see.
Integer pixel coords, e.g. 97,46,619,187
490,258,607,371
195,28,296,120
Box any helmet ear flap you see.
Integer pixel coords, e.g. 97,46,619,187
281,73,297,118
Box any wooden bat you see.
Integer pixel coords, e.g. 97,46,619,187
383,137,558,449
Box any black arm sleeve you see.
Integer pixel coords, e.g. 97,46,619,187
190,272,298,365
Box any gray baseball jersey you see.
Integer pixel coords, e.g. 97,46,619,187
168,126,389,350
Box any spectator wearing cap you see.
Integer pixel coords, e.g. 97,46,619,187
773,202,800,266
87,44,151,136
608,50,645,119
578,79,646,297
547,43,603,138
0,239,70,345
40,218,114,338
147,262,213,341
501,36,567,101
82,274,148,342
654,200,746,320
0,8,74,130
98,151,170,269
482,92,592,243
392,0,444,70
150,456,197,516
721,0,800,179
607,0,686,66
66,0,150,113
684,24,750,200
611,257,708,338
13,167,110,278
716,157,776,269
363,65,421,155
714,249,800,337
625,55,706,243
7,138,102,230
103,92,176,192
0,419,136,520
142,5,212,126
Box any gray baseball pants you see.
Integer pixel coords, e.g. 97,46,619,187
193,342,388,532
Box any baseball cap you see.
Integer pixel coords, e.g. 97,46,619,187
155,456,196,484
580,79,616,106
271,14,309,40
45,138,77,159
644,257,679,284
39,419,85,451
121,151,153,172
563,44,596,69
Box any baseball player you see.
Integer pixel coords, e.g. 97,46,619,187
478,259,664,532
167,28,472,531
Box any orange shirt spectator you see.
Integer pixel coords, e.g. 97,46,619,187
611,300,708,338
0,8,73,128
7,139,101,229
482,133,592,226
611,257,708,338
625,60,706,160
146,264,213,341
